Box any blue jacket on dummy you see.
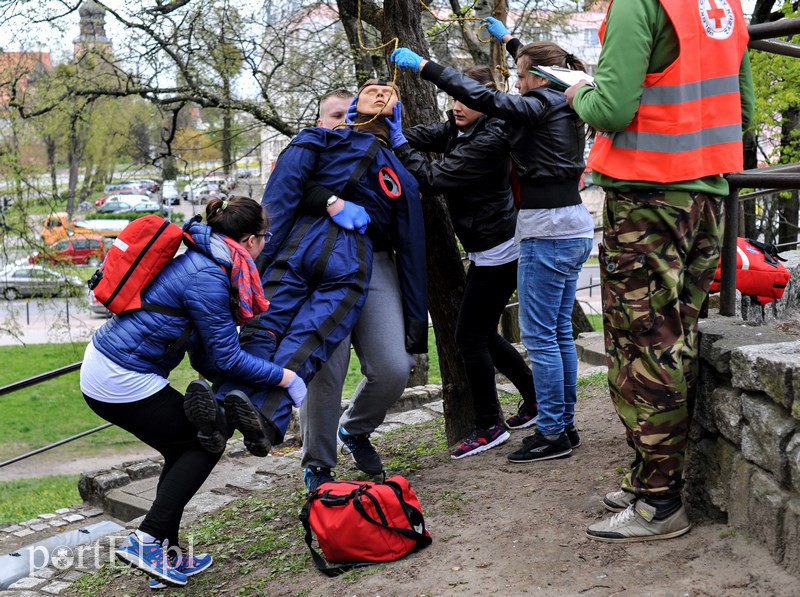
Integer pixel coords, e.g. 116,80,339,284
210,126,428,436
261,126,428,342
91,219,285,387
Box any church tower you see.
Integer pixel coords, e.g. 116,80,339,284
73,0,112,58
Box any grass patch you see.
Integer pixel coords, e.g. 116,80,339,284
0,475,80,525
577,372,609,402
379,416,449,474
72,494,311,595
0,342,153,457
586,313,602,331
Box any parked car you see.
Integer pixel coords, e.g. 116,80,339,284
161,180,180,205
183,177,228,204
97,200,133,214
29,235,112,267
131,199,162,213
0,264,83,300
135,179,160,193
103,181,148,194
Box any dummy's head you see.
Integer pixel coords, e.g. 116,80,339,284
355,79,399,116
317,88,354,129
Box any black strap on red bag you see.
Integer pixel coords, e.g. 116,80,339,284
299,478,432,577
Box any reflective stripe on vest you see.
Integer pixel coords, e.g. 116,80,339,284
599,123,743,153
588,0,749,183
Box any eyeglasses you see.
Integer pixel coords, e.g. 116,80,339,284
253,231,273,243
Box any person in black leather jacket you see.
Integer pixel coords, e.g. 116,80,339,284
392,35,594,464
386,66,537,459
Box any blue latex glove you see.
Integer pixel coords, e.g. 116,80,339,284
285,374,307,408
391,48,423,71
482,16,510,41
345,96,359,125
386,102,407,149
331,200,370,234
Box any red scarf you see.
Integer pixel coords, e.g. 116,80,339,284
220,236,269,325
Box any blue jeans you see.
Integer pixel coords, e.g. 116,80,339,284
518,237,592,436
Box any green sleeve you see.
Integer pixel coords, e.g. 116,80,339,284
572,0,662,131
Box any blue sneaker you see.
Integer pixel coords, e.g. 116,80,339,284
150,552,213,590
115,533,188,587
304,465,334,493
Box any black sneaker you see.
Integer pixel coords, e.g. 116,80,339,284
184,380,227,454
337,426,384,475
566,424,581,448
223,391,274,457
507,430,572,463
304,466,334,493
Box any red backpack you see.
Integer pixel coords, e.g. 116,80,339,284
709,237,791,305
87,215,189,315
299,476,432,577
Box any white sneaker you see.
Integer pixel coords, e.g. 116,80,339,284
603,489,636,512
586,500,691,543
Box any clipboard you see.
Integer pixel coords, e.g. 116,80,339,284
530,65,595,89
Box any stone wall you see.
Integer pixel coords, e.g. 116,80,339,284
687,315,800,578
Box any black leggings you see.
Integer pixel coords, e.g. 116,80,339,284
84,385,222,546
455,260,537,429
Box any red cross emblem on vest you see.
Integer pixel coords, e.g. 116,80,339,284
706,0,726,28
700,0,734,39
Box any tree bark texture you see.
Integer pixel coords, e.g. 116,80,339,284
383,0,475,446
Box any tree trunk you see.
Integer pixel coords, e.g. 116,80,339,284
488,0,508,88
67,123,80,222
451,0,490,65
223,78,233,176
384,0,474,446
45,135,58,202
338,6,381,85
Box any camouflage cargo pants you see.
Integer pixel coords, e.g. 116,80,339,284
600,189,723,498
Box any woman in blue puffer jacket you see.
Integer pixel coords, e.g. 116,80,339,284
80,197,304,589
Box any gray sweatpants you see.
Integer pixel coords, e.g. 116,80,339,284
300,251,416,470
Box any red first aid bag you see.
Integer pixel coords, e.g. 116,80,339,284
709,237,791,305
299,476,432,577
87,215,187,314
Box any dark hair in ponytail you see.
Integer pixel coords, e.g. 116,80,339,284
516,41,588,75
516,41,594,138
205,195,269,242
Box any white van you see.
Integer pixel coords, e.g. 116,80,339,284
162,180,180,205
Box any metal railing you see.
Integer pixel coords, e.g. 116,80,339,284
719,18,800,316
0,362,112,469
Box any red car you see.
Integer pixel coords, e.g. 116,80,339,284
30,235,112,267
